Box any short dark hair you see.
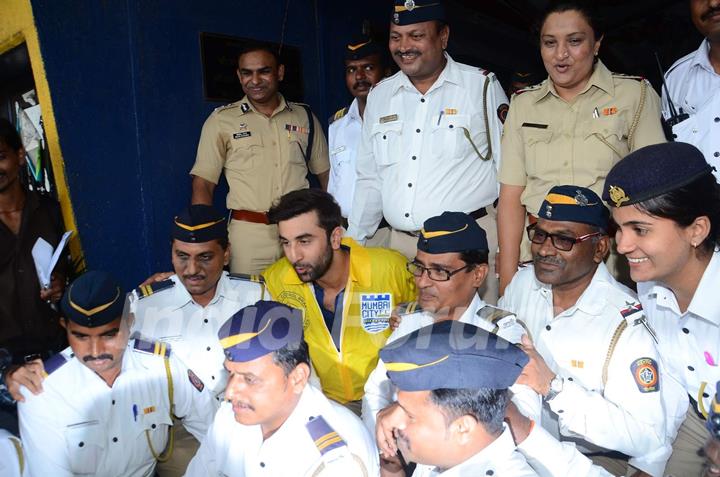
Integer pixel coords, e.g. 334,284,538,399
429,388,509,436
0,118,23,151
268,189,343,237
272,339,310,376
238,42,282,67
634,173,720,254
538,1,604,41
459,249,489,267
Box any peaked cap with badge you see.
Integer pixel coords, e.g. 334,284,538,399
345,35,383,62
218,300,304,363
60,271,125,327
172,204,227,243
602,142,713,208
417,211,489,254
380,320,528,391
538,185,610,231
392,0,445,25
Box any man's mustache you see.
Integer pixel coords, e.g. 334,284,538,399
533,255,564,267
702,7,720,21
83,354,113,362
394,49,421,58
353,81,371,90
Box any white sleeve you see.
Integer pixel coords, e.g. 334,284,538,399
518,423,616,477
361,359,394,435
170,355,218,442
183,414,219,477
485,74,509,177
18,389,73,477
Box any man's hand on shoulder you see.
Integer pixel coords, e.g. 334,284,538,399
4,359,46,402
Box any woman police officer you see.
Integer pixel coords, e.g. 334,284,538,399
497,1,666,294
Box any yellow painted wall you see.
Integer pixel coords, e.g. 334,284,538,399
0,0,83,268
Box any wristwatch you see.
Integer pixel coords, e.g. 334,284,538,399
544,375,564,402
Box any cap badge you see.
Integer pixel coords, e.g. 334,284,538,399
393,12,400,23
574,190,589,206
404,0,416,11
608,185,630,207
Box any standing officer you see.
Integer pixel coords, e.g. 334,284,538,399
347,0,509,304
662,0,720,180
191,43,330,275
262,189,416,415
18,271,215,477
185,300,379,476
500,186,685,476
380,320,538,476
328,36,386,226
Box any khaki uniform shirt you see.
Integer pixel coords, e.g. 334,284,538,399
499,61,665,215
191,94,329,212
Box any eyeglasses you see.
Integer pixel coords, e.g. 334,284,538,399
406,261,471,282
526,224,603,252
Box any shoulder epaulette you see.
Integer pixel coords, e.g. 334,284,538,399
42,353,69,377
477,305,515,325
328,107,349,125
214,102,240,113
135,279,175,300
395,301,423,315
513,82,543,97
306,416,346,456
229,273,265,284
133,339,171,358
612,72,644,81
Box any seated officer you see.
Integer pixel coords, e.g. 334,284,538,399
262,189,416,414
363,211,534,474
499,186,685,476
17,271,215,477
185,300,379,476
380,320,537,476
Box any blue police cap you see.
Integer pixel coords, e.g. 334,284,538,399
172,204,227,243
603,142,713,208
60,271,125,327
537,185,609,231
218,300,304,363
345,36,383,62
380,320,528,391
392,0,445,26
417,211,488,254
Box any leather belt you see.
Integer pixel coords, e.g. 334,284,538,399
231,209,269,225
400,206,492,238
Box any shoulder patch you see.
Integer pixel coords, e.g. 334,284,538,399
133,339,171,358
329,107,349,125
630,357,660,393
187,369,205,392
229,273,265,284
43,353,69,377
497,103,509,124
395,301,423,315
306,416,346,456
135,279,175,300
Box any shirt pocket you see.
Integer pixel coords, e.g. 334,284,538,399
65,422,105,475
227,132,263,172
583,116,628,173
431,114,472,160
287,131,310,167
371,121,403,167
135,410,173,458
521,128,554,177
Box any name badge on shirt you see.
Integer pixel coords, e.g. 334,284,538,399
360,293,392,334
379,114,399,124
233,131,251,139
330,145,346,155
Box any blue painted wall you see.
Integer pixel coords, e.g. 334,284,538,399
30,0,388,290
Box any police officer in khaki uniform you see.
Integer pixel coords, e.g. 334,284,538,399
497,2,666,295
191,43,330,275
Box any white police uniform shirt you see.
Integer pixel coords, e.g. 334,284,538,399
499,264,686,476
412,426,538,477
638,250,720,421
185,383,379,477
0,429,26,477
130,272,266,398
362,294,538,434
662,39,720,180
518,424,614,477
328,99,362,218
347,53,508,239
18,340,216,477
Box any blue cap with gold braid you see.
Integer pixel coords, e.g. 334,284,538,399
417,211,488,254
60,271,125,327
345,35,383,61
538,185,609,231
217,300,304,362
380,320,528,391
392,0,445,25
172,204,227,243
